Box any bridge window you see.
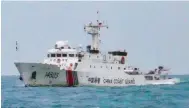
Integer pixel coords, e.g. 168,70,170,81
145,76,153,80
108,51,127,56
69,54,74,57
76,54,78,57
111,67,112,69
47,54,50,58
57,54,61,57
62,54,67,57
51,54,56,57
154,76,160,80
118,67,120,70
125,71,139,75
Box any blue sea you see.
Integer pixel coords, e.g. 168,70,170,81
2,75,189,108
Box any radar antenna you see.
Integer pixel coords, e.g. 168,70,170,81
84,11,108,53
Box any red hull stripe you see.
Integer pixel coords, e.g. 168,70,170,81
66,70,74,86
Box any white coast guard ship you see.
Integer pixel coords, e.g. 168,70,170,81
15,12,180,87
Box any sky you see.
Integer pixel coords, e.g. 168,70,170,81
1,1,189,75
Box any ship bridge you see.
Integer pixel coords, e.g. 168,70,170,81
43,41,78,66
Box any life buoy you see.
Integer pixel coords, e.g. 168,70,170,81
121,56,125,64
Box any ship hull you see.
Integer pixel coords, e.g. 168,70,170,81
14,62,79,87
14,62,180,87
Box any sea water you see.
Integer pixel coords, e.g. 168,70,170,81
2,75,189,108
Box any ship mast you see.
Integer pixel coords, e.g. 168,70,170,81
84,11,108,53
